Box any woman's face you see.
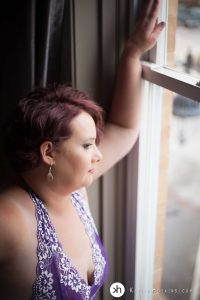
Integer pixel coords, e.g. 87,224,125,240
53,111,102,191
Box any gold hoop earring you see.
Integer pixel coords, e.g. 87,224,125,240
47,164,54,182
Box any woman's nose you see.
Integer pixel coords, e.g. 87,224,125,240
92,146,103,163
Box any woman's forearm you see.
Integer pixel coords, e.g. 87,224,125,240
109,54,142,131
108,0,165,132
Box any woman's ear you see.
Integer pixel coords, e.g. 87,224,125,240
40,141,55,165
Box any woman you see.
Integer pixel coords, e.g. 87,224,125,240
0,0,165,299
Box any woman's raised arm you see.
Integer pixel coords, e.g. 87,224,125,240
95,0,165,179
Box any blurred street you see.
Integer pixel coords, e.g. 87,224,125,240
161,115,200,300
160,15,200,300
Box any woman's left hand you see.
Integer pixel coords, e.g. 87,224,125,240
94,1,165,179
123,0,165,59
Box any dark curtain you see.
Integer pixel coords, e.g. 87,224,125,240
0,2,140,299
0,0,71,183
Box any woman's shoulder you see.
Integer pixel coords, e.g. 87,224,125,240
0,185,35,225
0,185,22,214
0,185,35,262
0,184,32,211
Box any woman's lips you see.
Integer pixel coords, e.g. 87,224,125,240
88,168,95,174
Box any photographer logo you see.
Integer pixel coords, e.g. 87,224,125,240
110,282,125,298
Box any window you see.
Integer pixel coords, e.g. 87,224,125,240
161,89,200,298
169,0,200,77
134,0,200,299
142,0,200,102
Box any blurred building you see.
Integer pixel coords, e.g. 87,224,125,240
180,0,200,7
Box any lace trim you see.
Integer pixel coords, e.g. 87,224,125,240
31,191,106,300
71,192,106,285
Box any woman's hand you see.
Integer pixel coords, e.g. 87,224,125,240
123,0,165,59
94,0,165,178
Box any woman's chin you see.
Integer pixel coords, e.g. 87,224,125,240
84,176,94,187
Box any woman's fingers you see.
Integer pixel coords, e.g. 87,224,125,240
141,0,165,43
142,0,160,34
142,0,156,19
123,0,165,58
147,0,160,33
151,21,166,40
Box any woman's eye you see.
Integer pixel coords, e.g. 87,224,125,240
83,143,92,149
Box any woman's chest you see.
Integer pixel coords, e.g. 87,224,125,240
50,203,95,284
2,204,95,299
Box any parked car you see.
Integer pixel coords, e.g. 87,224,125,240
178,4,200,28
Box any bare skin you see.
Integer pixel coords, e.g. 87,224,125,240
0,0,165,299
0,185,93,299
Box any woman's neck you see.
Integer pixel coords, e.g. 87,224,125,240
20,167,73,215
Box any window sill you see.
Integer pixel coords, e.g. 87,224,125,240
142,61,200,103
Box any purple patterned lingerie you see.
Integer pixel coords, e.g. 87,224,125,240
29,190,108,300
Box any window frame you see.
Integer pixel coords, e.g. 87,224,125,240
133,0,200,298
132,0,168,298
142,0,200,104
142,62,200,103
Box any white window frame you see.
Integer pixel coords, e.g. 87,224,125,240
134,0,200,299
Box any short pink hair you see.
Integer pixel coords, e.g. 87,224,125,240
4,84,104,173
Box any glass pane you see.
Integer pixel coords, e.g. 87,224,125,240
167,0,200,77
160,89,200,299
